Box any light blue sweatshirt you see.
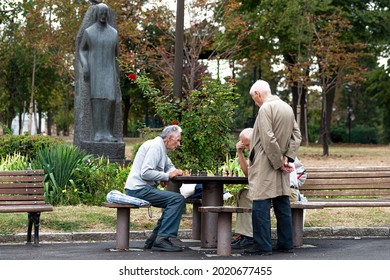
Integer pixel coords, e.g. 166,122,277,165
125,136,176,190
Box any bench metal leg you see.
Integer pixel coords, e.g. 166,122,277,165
292,208,304,247
27,212,41,247
192,202,201,240
217,212,233,256
116,208,130,250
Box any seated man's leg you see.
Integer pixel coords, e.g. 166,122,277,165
232,188,254,248
289,188,299,203
126,187,185,251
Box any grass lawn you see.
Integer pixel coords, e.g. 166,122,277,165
1,142,390,234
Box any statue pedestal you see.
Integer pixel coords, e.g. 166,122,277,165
79,141,125,164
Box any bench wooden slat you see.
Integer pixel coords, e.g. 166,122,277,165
0,175,45,182
0,182,44,189
301,189,390,197
0,195,45,201
0,188,45,195
306,166,390,172
0,204,53,213
306,171,390,179
0,201,46,206
304,178,390,186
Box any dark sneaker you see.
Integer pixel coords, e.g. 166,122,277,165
152,237,183,252
143,233,157,249
231,235,241,245
231,236,254,249
277,247,294,253
244,248,272,256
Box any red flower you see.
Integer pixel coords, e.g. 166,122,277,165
128,73,137,81
172,121,179,125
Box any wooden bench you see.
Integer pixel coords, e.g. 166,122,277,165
291,166,390,247
102,202,151,250
0,169,53,246
199,206,251,256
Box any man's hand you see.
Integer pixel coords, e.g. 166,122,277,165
280,156,294,173
169,169,183,179
160,181,169,187
236,141,245,153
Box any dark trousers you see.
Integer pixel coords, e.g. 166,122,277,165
252,195,293,252
126,186,185,238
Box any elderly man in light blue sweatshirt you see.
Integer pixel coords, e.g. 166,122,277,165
125,125,185,252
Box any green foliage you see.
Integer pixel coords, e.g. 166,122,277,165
331,127,348,143
331,126,379,144
72,158,127,206
0,153,30,170
351,126,379,144
31,145,93,205
0,135,64,159
142,75,240,172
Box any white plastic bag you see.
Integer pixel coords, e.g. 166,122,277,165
180,184,196,198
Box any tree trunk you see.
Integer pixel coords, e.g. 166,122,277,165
292,84,308,144
28,49,37,135
320,86,336,156
47,111,53,136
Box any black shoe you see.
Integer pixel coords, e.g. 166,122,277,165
231,235,241,245
244,248,272,256
232,236,254,249
152,237,183,252
144,233,157,249
277,248,294,253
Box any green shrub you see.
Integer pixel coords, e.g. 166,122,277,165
0,135,64,159
72,158,124,206
351,126,379,144
331,127,348,143
141,75,239,172
31,144,93,205
0,153,30,170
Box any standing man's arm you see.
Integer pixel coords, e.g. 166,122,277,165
285,120,302,161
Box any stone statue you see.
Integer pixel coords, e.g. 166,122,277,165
79,3,118,142
74,3,125,162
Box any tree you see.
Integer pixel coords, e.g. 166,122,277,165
309,12,369,155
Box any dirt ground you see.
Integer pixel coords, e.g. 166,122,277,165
297,143,390,167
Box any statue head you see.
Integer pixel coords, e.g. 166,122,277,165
95,3,109,24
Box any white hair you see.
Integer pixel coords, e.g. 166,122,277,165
239,128,253,140
249,80,272,96
161,125,182,139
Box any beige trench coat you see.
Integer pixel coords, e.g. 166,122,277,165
248,96,302,200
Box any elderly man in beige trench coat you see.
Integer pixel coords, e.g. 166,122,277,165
245,80,302,256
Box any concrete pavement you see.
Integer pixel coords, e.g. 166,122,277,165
0,227,390,260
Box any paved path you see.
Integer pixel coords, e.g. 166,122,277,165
1,238,389,260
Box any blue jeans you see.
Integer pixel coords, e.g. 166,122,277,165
126,186,185,238
252,195,293,252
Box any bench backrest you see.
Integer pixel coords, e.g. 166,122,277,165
0,170,46,206
301,166,390,199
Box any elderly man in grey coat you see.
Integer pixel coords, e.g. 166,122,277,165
246,80,302,255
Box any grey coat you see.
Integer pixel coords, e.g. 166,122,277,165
248,95,302,200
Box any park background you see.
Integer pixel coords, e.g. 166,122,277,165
0,1,389,234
